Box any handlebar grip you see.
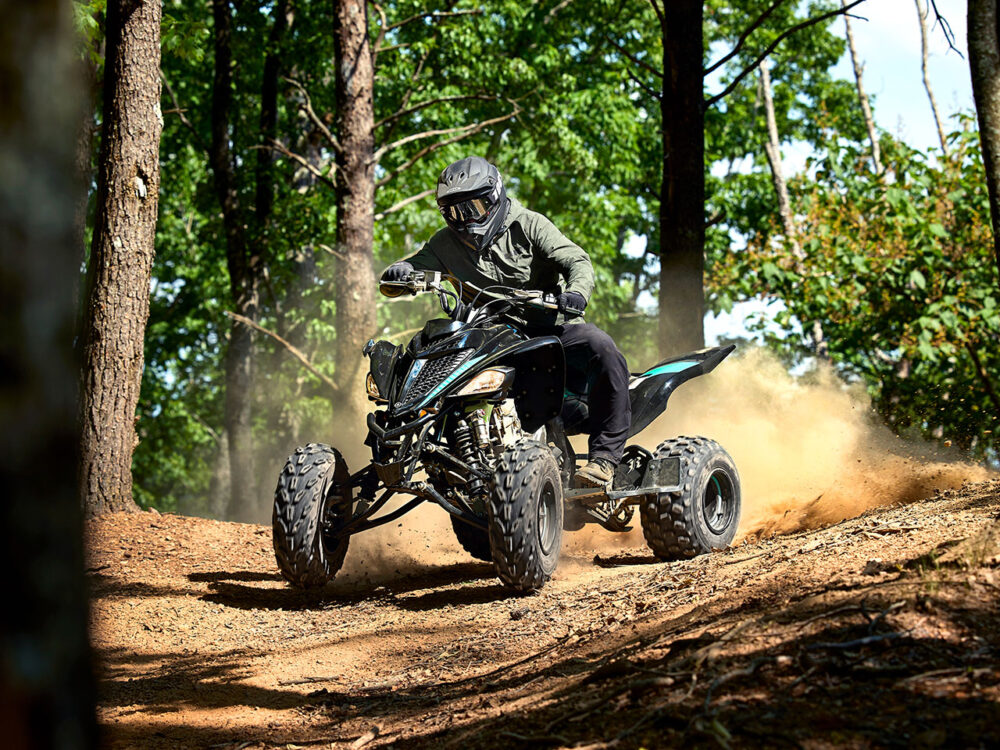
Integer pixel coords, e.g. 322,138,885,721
379,280,413,298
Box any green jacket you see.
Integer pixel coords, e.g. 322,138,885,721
385,197,595,326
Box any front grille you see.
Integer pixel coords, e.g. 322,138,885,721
401,350,471,404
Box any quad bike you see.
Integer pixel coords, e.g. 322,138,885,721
272,272,741,593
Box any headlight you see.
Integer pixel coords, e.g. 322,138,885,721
366,372,384,401
455,368,510,397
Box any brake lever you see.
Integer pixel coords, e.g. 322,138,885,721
522,292,560,311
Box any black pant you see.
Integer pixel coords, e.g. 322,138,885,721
527,323,632,464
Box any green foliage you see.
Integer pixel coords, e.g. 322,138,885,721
715,120,1000,457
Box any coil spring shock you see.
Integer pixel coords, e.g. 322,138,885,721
453,419,486,496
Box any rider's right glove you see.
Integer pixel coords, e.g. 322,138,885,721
382,261,414,282
557,291,587,315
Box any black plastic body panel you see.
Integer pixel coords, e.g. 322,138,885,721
367,340,402,400
368,315,566,432
626,345,735,437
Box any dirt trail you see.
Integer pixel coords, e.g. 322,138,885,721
90,479,1000,749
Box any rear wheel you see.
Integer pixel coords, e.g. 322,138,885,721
640,436,741,560
450,515,491,562
272,443,352,588
487,439,564,592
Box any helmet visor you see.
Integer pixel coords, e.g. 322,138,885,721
438,180,503,229
441,197,491,226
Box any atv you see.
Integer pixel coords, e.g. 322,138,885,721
272,271,741,593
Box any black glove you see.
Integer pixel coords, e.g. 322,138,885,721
557,291,587,314
382,261,414,282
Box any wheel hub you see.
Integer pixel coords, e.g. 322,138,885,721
702,469,736,535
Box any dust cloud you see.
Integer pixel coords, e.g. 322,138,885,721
333,501,470,589
643,347,991,540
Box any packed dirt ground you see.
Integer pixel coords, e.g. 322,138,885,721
89,476,1000,749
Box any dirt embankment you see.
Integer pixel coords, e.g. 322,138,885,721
90,478,1000,749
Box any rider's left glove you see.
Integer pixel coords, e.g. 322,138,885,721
557,291,587,315
382,261,414,282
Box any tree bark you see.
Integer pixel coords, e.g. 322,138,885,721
969,0,1000,283
916,0,949,156
0,0,96,745
333,0,377,422
78,0,162,516
211,0,261,521
842,0,883,174
658,0,705,357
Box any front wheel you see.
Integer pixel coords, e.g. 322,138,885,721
450,515,492,562
272,443,352,588
640,436,741,560
487,439,564,593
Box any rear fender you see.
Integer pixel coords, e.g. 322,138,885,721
627,345,735,437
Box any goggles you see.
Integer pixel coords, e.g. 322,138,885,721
438,180,502,228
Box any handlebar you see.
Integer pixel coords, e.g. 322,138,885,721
380,271,568,313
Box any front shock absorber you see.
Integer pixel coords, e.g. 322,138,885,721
453,418,486,497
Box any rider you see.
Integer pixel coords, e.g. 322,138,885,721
379,156,631,488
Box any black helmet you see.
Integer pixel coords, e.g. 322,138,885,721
436,156,509,252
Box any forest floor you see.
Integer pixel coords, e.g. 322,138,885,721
88,479,1000,749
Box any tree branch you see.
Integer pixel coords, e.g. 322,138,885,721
374,115,506,163
387,9,481,33
623,66,661,100
377,42,411,55
376,106,521,187
282,76,341,153
374,187,436,221
705,0,868,108
606,35,663,79
381,42,436,144
704,0,789,76
928,0,961,56
375,94,497,129
255,139,337,191
225,311,339,394
371,1,390,61
160,71,206,152
542,0,575,25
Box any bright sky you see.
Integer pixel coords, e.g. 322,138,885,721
703,0,974,346
834,0,973,152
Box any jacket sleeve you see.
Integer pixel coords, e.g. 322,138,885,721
524,211,595,302
378,236,448,281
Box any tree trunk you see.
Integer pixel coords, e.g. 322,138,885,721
211,0,260,521
759,62,799,254
969,0,1000,283
916,0,949,156
74,55,99,298
255,0,290,246
333,0,377,424
759,61,828,358
842,0,882,174
0,0,95,745
78,0,162,516
658,0,705,357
